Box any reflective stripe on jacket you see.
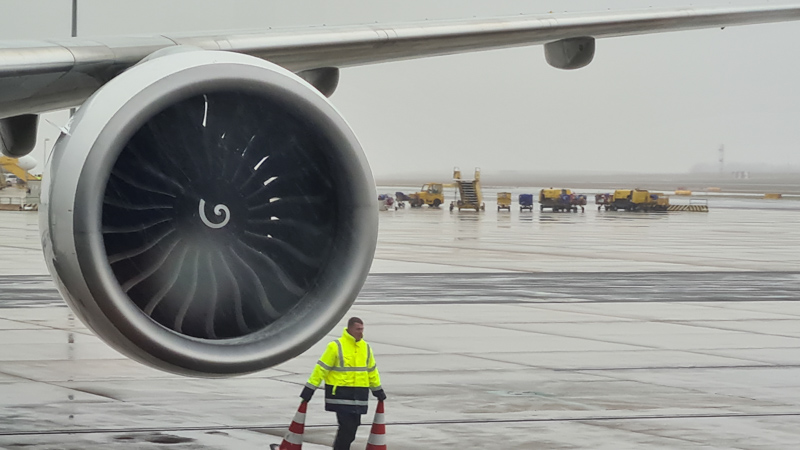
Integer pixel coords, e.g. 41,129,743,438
306,328,382,414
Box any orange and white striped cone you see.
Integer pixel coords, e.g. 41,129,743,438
365,400,387,450
272,401,307,450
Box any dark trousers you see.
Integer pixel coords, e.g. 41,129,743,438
333,412,361,450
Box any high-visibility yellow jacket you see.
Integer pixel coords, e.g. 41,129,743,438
306,328,382,413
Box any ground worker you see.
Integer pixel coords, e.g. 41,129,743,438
301,317,385,450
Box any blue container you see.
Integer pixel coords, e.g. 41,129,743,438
519,194,534,206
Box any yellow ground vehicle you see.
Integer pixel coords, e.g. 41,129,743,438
450,167,485,211
610,189,669,211
539,188,585,212
409,183,445,207
497,192,511,211
0,156,40,189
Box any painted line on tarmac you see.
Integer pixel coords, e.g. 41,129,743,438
356,299,800,305
556,364,800,371
3,411,800,437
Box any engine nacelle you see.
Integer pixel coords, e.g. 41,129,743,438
41,50,377,377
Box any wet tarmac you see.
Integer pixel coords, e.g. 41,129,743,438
1,194,799,449
371,190,800,273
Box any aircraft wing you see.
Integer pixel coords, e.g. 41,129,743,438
2,4,800,118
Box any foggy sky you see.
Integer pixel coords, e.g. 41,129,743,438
1,0,799,180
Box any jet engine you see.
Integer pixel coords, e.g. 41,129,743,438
40,50,377,377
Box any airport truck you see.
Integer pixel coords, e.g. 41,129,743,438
609,189,669,211
539,188,585,212
409,183,445,207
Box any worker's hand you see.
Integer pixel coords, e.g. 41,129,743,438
372,389,387,401
300,386,315,402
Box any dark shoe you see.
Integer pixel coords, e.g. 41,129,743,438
270,444,280,450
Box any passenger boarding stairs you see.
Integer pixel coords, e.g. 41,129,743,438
451,167,484,211
458,182,480,205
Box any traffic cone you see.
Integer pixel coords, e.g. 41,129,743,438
272,401,307,450
365,400,387,450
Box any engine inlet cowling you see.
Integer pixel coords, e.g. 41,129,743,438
41,51,377,376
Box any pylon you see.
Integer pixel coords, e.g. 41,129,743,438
272,401,307,450
365,400,386,450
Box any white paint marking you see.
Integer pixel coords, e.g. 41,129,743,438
199,199,230,229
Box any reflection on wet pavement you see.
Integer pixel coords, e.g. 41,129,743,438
372,191,800,273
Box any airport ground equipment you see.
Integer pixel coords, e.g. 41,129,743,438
450,167,485,211
378,194,397,211
0,155,40,208
610,189,669,211
0,196,23,210
23,179,40,210
573,194,587,212
667,198,709,212
394,191,410,208
519,194,534,211
596,193,612,211
409,183,445,207
392,192,406,208
497,192,511,211
539,188,584,212
272,401,308,450
366,401,387,450
0,156,39,188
